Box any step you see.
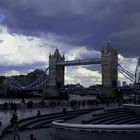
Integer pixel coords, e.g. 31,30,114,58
104,114,137,124
117,117,140,124
128,119,140,124
92,109,130,118
104,108,127,113
91,112,134,124
29,115,77,129
88,111,133,124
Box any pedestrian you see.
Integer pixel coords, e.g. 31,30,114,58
29,134,34,140
29,134,37,140
10,112,20,140
37,110,41,116
62,107,67,114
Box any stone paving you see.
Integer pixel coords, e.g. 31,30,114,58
0,105,68,140
0,106,64,125
3,128,54,140
0,104,121,140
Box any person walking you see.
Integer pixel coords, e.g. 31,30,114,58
10,112,20,140
36,110,41,116
29,134,37,140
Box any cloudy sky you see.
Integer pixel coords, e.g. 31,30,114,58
0,0,139,87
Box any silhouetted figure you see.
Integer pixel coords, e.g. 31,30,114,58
37,110,41,116
27,100,33,108
10,112,20,140
118,101,121,107
21,98,25,103
62,107,67,114
29,134,34,140
29,134,37,140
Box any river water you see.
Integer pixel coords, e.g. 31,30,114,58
0,95,97,104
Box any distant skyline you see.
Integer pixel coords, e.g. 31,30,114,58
0,0,139,86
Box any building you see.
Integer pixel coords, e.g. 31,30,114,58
122,81,127,86
118,80,121,87
136,67,140,83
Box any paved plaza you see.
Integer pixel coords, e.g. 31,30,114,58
0,102,121,140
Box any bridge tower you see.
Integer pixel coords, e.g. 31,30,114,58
101,41,118,97
48,49,65,88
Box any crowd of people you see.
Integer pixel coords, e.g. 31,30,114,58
6,97,132,140
1,98,128,111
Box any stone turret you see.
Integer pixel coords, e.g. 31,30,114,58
101,41,118,97
48,49,65,88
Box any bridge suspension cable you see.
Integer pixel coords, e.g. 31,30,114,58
118,67,135,82
7,66,49,90
8,77,24,90
113,61,135,82
118,64,135,79
25,67,49,89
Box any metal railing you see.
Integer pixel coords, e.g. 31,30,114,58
52,120,140,131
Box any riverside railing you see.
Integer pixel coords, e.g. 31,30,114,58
52,120,140,140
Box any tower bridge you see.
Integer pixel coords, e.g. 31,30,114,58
47,41,118,97
7,41,140,98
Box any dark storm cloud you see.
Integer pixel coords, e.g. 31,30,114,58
0,0,140,57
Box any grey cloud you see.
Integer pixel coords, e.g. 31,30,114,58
0,0,140,57
0,40,3,43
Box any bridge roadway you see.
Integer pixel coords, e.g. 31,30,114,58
56,58,102,66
